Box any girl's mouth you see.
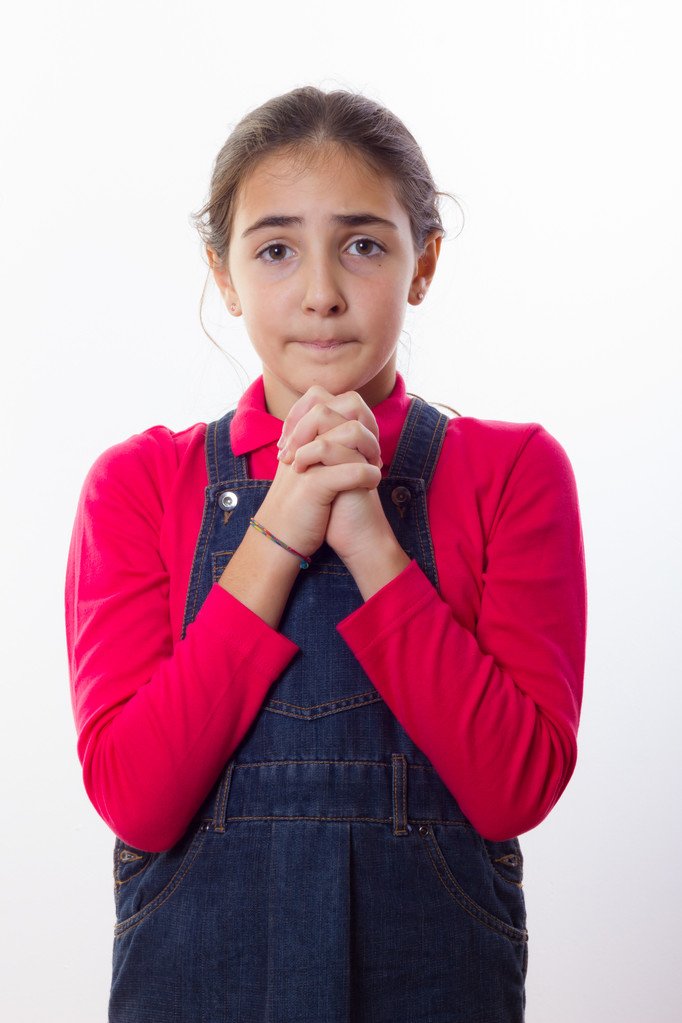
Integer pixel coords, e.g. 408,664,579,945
297,339,354,350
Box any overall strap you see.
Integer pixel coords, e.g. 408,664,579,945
388,397,450,485
204,408,247,485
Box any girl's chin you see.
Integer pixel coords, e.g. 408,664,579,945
262,357,396,416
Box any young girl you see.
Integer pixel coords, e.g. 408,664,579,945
65,86,586,1022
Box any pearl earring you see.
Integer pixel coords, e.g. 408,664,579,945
417,291,425,301
230,303,237,313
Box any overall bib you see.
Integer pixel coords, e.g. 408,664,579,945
109,397,528,1023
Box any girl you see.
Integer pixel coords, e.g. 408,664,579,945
65,86,587,1022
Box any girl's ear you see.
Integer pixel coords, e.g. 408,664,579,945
207,246,241,315
408,230,443,306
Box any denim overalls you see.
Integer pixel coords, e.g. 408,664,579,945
109,397,528,1023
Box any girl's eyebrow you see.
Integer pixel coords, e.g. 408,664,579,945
241,213,399,239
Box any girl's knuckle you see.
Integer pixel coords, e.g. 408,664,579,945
351,463,365,486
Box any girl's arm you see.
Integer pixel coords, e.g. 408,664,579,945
65,429,302,853
66,420,381,853
336,423,587,842
278,391,586,841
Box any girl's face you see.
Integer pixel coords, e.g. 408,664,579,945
210,144,441,420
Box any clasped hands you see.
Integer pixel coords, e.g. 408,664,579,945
274,385,408,591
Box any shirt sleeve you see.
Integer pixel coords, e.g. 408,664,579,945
335,425,587,841
65,429,299,852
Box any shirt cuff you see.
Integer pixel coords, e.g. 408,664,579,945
335,558,435,656
193,581,300,673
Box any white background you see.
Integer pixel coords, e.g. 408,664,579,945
1,1,680,1019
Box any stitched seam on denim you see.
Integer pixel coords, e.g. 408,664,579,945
187,496,219,626
265,698,383,720
417,497,441,592
217,814,468,826
236,758,389,766
421,828,528,943
409,404,436,481
391,755,399,831
264,706,380,720
211,418,220,484
419,406,447,482
419,411,449,589
223,815,390,823
115,857,152,887
430,414,449,486
180,486,214,639
488,862,524,889
267,690,379,712
398,400,422,474
389,398,421,476
113,827,209,937
423,836,527,942
414,819,470,828
421,414,448,591
420,416,439,482
413,499,430,578
482,838,524,888
212,414,247,483
213,761,234,833
392,754,408,834
394,400,422,477
230,758,438,770
212,481,273,490
422,412,449,488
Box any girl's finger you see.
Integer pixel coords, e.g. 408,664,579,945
302,457,383,498
280,415,382,469
320,460,382,494
281,401,379,464
279,402,345,458
290,426,382,473
278,386,379,449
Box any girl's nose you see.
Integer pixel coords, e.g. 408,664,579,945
301,259,347,316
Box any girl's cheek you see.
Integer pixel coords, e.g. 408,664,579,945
256,260,298,280
342,256,386,277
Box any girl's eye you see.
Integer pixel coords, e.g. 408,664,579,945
347,238,384,257
257,243,293,263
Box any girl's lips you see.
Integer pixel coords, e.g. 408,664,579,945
297,339,354,349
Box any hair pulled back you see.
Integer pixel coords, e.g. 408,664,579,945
191,86,453,269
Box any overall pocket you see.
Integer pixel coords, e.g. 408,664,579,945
113,821,210,938
417,823,528,945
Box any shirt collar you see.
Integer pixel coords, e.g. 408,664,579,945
230,372,410,467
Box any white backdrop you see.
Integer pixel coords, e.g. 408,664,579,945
2,2,680,1019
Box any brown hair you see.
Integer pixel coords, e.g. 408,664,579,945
191,84,461,272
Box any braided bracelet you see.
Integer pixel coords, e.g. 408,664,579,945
249,517,311,569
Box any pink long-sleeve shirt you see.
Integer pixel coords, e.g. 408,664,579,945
65,373,587,852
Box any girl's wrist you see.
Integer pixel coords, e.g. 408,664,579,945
341,534,411,601
218,521,302,630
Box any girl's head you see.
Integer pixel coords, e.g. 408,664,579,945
192,86,449,418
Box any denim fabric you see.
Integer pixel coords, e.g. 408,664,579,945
109,398,528,1022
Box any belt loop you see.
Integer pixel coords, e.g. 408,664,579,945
212,761,235,833
391,754,409,836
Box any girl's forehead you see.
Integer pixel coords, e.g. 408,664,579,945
234,145,403,218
